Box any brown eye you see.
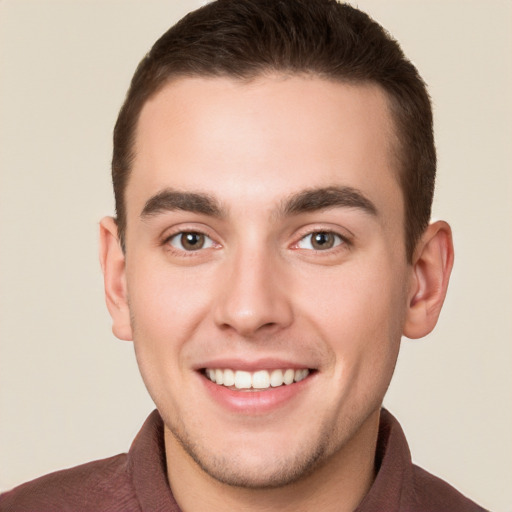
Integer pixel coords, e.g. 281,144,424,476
169,232,214,251
311,232,335,249
297,232,343,250
181,232,204,250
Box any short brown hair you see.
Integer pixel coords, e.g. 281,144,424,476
113,0,435,261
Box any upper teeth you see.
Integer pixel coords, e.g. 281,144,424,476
205,368,310,390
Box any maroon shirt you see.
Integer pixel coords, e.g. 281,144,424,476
0,409,487,511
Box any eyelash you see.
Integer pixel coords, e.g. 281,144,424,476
162,228,351,255
292,230,352,253
163,230,218,253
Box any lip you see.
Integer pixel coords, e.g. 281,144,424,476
193,357,313,372
198,364,316,415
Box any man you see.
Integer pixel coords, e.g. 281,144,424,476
0,1,487,510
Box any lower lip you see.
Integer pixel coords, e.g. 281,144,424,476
200,372,313,415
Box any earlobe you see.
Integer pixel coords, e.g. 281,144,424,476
99,217,133,341
403,221,454,339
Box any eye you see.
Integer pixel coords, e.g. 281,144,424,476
296,231,344,250
167,232,215,251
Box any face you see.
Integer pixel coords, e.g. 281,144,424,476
118,76,413,487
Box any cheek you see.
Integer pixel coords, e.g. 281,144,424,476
127,259,210,328
125,260,214,378
293,257,407,369
125,263,211,409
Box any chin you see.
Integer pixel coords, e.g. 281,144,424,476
166,416,340,489
184,440,326,489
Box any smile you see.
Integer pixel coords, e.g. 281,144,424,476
204,368,310,390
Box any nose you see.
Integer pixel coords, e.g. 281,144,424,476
213,246,294,338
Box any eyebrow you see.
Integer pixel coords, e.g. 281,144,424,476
140,185,377,220
141,189,225,219
282,186,378,217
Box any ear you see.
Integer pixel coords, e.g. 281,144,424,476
99,217,133,341
403,220,454,339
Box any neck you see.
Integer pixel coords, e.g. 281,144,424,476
165,410,380,512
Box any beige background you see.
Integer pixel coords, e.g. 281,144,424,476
1,1,511,510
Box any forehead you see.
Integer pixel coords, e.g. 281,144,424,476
129,75,401,220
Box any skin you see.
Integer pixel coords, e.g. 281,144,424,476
100,75,453,511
